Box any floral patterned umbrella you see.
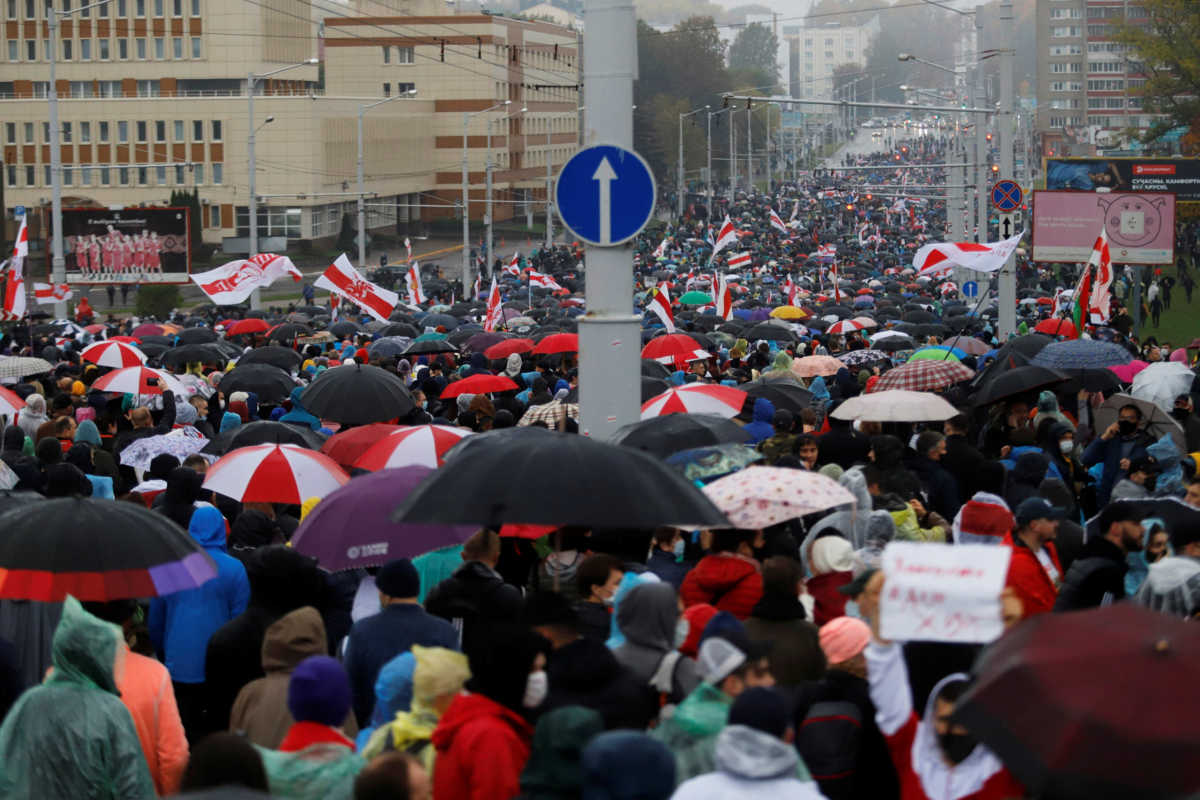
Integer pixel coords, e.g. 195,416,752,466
702,465,857,529
119,431,211,472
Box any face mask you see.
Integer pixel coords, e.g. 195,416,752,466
1059,440,1074,455
673,538,686,560
523,670,548,708
1118,420,1137,436
938,731,978,765
673,618,689,649
601,592,615,607
1144,475,1158,492
1172,408,1190,422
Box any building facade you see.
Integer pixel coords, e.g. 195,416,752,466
786,16,878,118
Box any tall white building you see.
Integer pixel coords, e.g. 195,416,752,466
786,16,879,119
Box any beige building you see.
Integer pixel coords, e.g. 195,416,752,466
0,0,579,256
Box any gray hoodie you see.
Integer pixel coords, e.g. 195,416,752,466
612,582,700,703
671,725,824,800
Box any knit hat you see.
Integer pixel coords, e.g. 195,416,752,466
229,391,249,405
818,616,871,665
175,402,198,425
728,687,791,738
71,380,85,396
287,655,352,726
810,536,854,575
505,353,522,378
149,453,180,481
952,492,1015,545
375,558,420,599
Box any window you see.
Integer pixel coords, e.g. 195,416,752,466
171,0,179,13
63,167,73,186
135,37,145,58
190,36,199,57
136,120,147,141
209,204,220,228
174,164,183,183
23,122,33,143
397,45,413,64
211,120,221,140
42,38,47,59
5,165,14,187
193,163,202,183
397,82,415,95
100,166,110,185
137,79,159,96
171,36,180,57
1051,25,1080,38
382,45,389,63
1088,79,1124,91
118,166,129,185
117,0,124,12
154,120,165,141
79,121,90,143
153,37,163,59
173,119,183,140
137,166,147,184
118,38,127,59
1050,7,1081,18
192,119,202,140
212,163,222,184
155,165,166,184
1049,45,1082,56
1087,24,1111,37
80,166,91,185
98,0,105,15
98,38,108,59
190,0,197,13
7,40,16,61
79,38,90,59
135,0,143,15
24,165,34,186
6,0,13,16
23,0,30,15
69,80,93,97
118,120,128,142
99,80,120,97
25,40,34,59
62,38,71,59
44,165,51,185
153,0,161,14
61,121,71,142
824,50,833,59
3,123,13,144
98,121,109,141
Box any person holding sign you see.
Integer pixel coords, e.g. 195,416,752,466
1002,498,1066,619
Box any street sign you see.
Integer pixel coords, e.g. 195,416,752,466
555,144,656,247
999,212,1016,238
13,206,24,217
962,280,979,298
991,179,1022,212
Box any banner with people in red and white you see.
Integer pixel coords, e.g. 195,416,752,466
190,253,302,305
315,254,399,322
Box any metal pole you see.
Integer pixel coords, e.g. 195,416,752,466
247,72,259,309
706,112,712,214
997,0,1016,338
578,0,639,440
729,111,735,202
462,112,470,294
48,12,65,318
486,117,494,278
356,106,366,271
677,112,684,219
765,103,772,193
546,125,553,249
975,13,988,244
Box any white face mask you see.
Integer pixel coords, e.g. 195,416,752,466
1059,440,1074,455
674,618,689,649
523,670,548,708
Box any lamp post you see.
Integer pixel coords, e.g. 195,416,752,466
461,100,509,296
729,109,736,202
248,58,318,309
706,107,731,215
677,105,708,219
486,104,526,280
357,89,417,272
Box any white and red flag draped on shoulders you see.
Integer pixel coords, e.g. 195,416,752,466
727,252,752,270
1,215,28,320
316,254,399,322
503,252,522,277
528,271,564,291
34,283,72,304
711,216,739,257
714,273,733,320
483,276,504,332
1087,227,1113,323
647,285,676,333
913,231,1024,276
405,263,427,306
329,294,339,322
768,208,788,235
190,253,302,305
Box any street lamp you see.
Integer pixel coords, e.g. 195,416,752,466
486,105,527,279
706,107,732,214
461,100,510,296
248,57,318,309
677,105,708,218
357,88,417,271
898,53,961,78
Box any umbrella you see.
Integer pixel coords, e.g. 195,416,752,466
971,366,1069,407
119,432,211,471
0,497,217,601
907,346,964,362
770,306,808,320
1094,394,1185,451
401,339,460,356
328,321,361,338
175,327,218,344
641,385,746,419
665,443,763,484
642,334,711,367
202,444,349,504
131,322,165,337
291,467,477,571
159,344,229,369
837,349,889,368
642,359,672,379
227,318,272,336
391,428,729,529
0,386,26,419
1130,362,1194,412
742,322,797,342
266,323,313,343
517,400,580,428
354,425,473,471
201,420,327,455
942,336,992,357
871,359,974,393
0,357,53,379
702,466,856,529
678,291,713,305
90,366,185,396
367,336,413,359
532,333,579,355
791,355,844,378
831,390,960,422
379,322,420,338
1030,339,1133,370
1033,318,1078,339
217,364,296,404
484,338,535,359
1108,359,1149,383
300,363,415,425
613,413,753,457
441,374,520,399
80,340,146,368
318,423,402,469
955,603,1200,800
740,380,814,415
1083,496,1200,541
826,319,870,335
237,345,303,372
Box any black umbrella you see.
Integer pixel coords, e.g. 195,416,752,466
202,420,327,455
267,323,312,343
641,359,671,379
378,322,420,338
420,313,460,331
175,327,218,345
237,345,303,372
300,363,414,424
742,322,798,342
159,343,228,368
741,379,814,415
245,309,269,319
218,364,296,404
642,376,670,402
138,342,170,358
139,335,174,347
391,428,729,529
401,339,460,356
971,365,1070,407
613,413,753,457
328,321,361,338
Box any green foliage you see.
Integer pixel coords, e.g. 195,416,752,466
728,23,780,88
1112,0,1200,147
135,285,181,319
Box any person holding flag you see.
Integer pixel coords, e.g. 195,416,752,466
714,273,733,321
647,284,675,333
483,276,504,332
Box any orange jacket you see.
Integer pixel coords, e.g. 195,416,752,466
118,647,189,796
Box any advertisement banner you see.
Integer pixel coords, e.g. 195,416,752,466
1031,190,1175,265
1045,157,1200,203
58,207,190,284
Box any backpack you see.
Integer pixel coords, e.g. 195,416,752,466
647,650,684,724
795,699,862,785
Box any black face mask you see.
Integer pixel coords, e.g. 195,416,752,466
938,731,978,765
1172,408,1190,422
1144,475,1158,493
1118,420,1138,436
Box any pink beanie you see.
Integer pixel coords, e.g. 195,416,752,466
819,616,871,665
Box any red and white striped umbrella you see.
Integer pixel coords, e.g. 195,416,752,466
826,319,870,335
641,333,712,368
355,425,473,471
203,444,350,503
0,386,26,418
90,366,184,396
80,340,147,368
641,384,746,420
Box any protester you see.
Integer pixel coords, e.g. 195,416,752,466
1003,498,1065,618
425,529,523,657
744,556,824,687
572,553,625,642
680,530,764,619
1055,503,1145,611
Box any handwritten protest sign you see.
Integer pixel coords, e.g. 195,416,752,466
880,542,1012,644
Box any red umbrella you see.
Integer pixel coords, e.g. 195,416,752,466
441,374,520,399
202,444,349,503
641,334,711,368
109,335,141,344
354,425,473,471
318,423,402,469
1034,318,1078,339
641,384,746,419
483,338,535,360
532,332,579,355
131,323,164,337
80,340,147,369
228,318,271,336
83,323,106,334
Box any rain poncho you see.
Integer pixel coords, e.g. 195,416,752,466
1134,556,1200,618
1147,434,1185,497
649,681,732,784
0,596,155,799
1032,390,1074,432
256,743,364,800
280,386,322,431
356,651,415,752
671,725,821,800
518,706,605,799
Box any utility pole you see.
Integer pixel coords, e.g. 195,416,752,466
997,0,1016,338
729,112,736,202
975,12,988,245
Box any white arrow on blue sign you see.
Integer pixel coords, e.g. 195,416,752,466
962,280,978,298
555,144,656,247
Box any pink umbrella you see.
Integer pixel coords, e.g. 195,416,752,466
1170,348,1189,364
791,355,845,378
703,466,857,529
90,366,184,396
202,444,349,503
1108,360,1149,383
641,384,746,420
131,323,165,338
80,340,147,369
355,425,474,471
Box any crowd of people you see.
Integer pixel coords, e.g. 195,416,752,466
0,130,1196,800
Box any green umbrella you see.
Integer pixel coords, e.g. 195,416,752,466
908,346,962,362
679,291,714,305
413,331,448,343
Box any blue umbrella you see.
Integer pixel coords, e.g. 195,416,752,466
368,336,412,358
1030,339,1133,370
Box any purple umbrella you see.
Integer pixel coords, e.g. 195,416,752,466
290,466,477,571
464,332,509,354
748,308,771,321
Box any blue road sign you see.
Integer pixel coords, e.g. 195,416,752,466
962,280,979,298
991,179,1022,212
13,206,24,217
555,144,656,247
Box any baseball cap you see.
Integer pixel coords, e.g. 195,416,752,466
1129,456,1160,476
1014,497,1066,527
837,566,879,597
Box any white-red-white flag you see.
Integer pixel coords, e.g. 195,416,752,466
405,263,427,306
315,254,399,323
712,216,739,257
528,271,564,291
816,244,838,260
33,282,72,304
329,293,339,322
503,252,522,277
1087,227,1113,323
1,215,28,320
652,237,669,258
913,231,1024,276
404,237,413,262
473,272,482,300
483,277,504,332
715,273,733,321
190,253,302,305
768,208,788,235
727,252,751,270
647,285,675,332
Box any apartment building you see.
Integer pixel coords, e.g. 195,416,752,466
786,16,878,121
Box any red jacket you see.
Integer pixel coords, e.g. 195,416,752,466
886,714,1026,800
432,692,533,800
1002,533,1062,618
679,553,763,620
806,570,852,626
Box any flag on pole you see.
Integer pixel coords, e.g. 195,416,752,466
831,262,841,304
647,285,675,332
727,252,752,270
528,271,564,291
483,276,504,332
785,275,800,306
768,208,788,235
315,254,399,322
1086,227,1113,324
503,252,521,277
404,237,413,262
790,199,799,221
33,283,72,304
1,215,28,320
405,263,427,306
652,237,669,258
329,294,339,322
190,253,302,305
913,231,1024,276
714,273,733,320
712,216,738,257
815,244,838,261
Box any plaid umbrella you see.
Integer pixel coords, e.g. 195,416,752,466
0,357,53,379
518,400,580,428
871,359,974,393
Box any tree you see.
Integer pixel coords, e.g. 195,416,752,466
335,212,356,252
1113,0,1200,146
728,23,780,88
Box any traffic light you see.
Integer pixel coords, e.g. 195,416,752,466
986,132,993,142
991,164,999,174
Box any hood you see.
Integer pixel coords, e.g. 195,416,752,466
549,636,621,690
245,545,324,613
752,397,776,423
1037,479,1074,512
581,731,677,800
368,651,416,730
189,504,228,550
1138,556,1200,617
230,508,282,550
73,420,102,447
1036,390,1060,414
261,605,327,673
615,582,677,652
164,466,203,506
520,706,605,797
1147,434,1181,469
1012,451,1049,486
952,492,1014,545
670,681,731,738
911,673,1005,800
713,724,800,781
24,393,46,416
431,691,531,751
49,596,122,695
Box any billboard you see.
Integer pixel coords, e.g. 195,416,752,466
1045,157,1200,203
58,207,190,284
1031,190,1175,265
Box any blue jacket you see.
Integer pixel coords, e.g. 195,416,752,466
148,506,250,684
279,386,322,431
646,548,691,590
742,398,776,445
343,603,459,726
1082,430,1153,507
